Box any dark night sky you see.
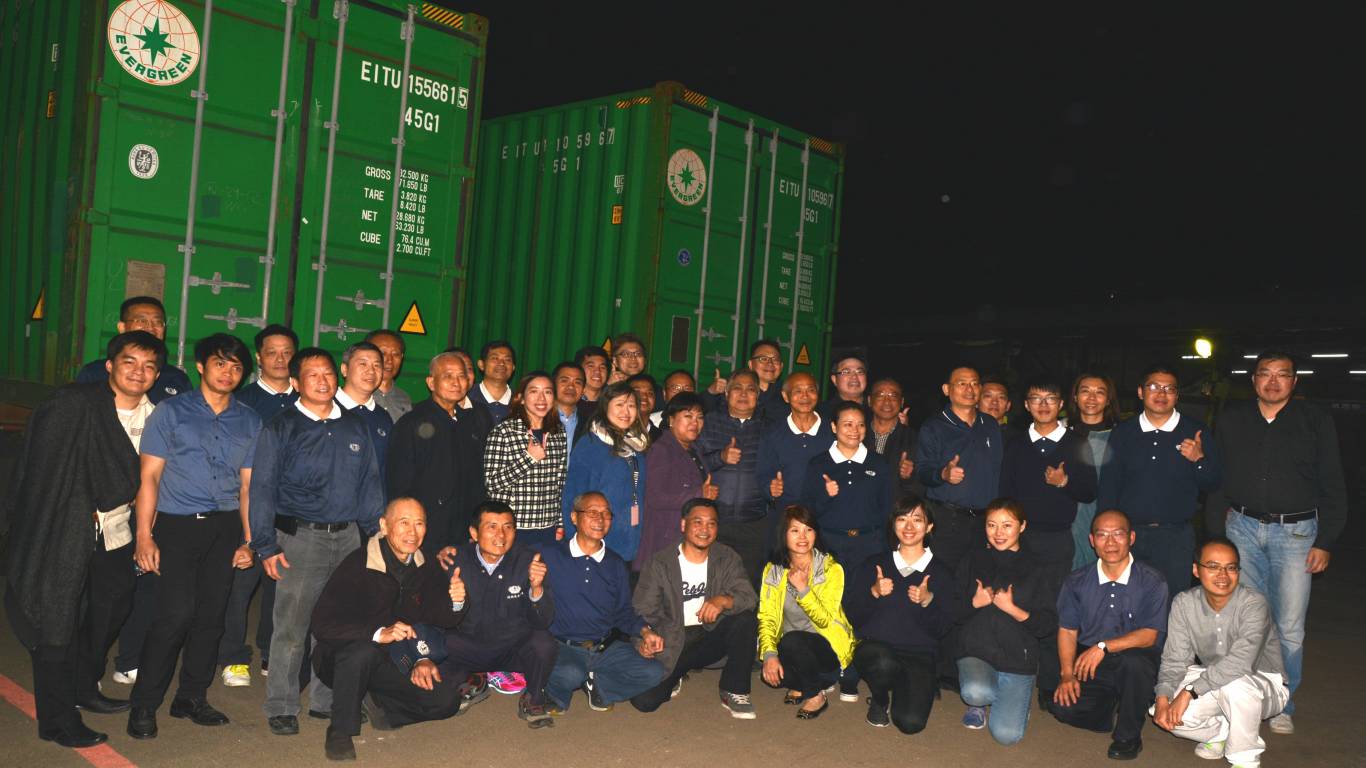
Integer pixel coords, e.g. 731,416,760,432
460,3,1365,338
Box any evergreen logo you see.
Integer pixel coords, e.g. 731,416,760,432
667,148,707,206
107,0,201,87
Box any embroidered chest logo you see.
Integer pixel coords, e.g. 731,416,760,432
416,640,430,656
349,443,361,453
507,585,523,598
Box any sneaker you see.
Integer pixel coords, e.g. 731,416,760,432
517,694,555,729
488,670,527,695
962,705,987,730
839,682,860,703
1194,740,1226,759
458,674,491,713
260,660,269,677
671,677,684,699
221,664,251,687
866,697,891,728
1268,713,1294,734
112,669,138,685
720,691,756,720
582,678,612,712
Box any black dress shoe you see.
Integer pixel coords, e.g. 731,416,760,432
268,714,299,735
795,699,829,720
169,697,229,726
1107,737,1143,760
39,721,108,748
76,691,131,714
127,707,158,739
324,728,357,761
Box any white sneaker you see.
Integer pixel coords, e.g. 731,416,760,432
1194,740,1226,759
112,669,137,685
1268,713,1294,734
221,664,251,687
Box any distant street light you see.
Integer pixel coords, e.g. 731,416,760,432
1194,338,1213,359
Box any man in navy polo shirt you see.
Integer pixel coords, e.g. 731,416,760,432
757,372,826,523
914,366,1003,572
76,296,191,403
249,348,385,737
127,333,262,739
1049,510,1167,761
236,324,299,422
1098,365,1221,597
336,341,393,484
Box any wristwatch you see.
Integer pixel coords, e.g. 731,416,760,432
1183,683,1199,699
1096,641,1108,653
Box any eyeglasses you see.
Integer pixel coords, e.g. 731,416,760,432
1253,371,1295,381
615,350,644,359
128,318,167,329
576,509,613,520
836,368,867,377
1144,383,1178,394
871,391,902,400
1025,396,1061,405
1092,530,1130,541
665,383,692,393
1198,562,1240,574
751,355,781,364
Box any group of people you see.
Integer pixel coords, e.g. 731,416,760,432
3,295,1347,767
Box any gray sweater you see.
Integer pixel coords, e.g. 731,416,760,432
1156,583,1284,700
633,542,758,673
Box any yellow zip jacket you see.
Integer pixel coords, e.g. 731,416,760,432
756,551,856,668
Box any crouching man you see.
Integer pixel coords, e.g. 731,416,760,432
1152,538,1288,768
310,498,466,760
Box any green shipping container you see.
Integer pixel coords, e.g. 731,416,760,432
1,0,486,404
465,81,843,385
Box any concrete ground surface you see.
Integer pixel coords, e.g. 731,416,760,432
1,553,1362,768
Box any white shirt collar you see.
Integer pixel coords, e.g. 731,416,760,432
569,536,607,562
1138,410,1181,433
1096,554,1135,585
892,547,933,574
335,388,376,411
1029,423,1066,443
828,442,869,464
649,411,663,428
459,395,473,409
479,381,511,406
257,378,294,396
787,413,822,436
475,549,504,574
294,398,343,421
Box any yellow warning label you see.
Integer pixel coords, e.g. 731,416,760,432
30,288,45,321
795,343,811,365
399,301,426,335
611,205,623,225
602,337,612,354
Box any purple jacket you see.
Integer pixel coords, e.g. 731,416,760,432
633,431,707,570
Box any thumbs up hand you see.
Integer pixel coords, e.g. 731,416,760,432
769,470,784,499
871,565,894,598
942,454,965,485
908,574,933,607
721,436,742,465
702,473,719,500
823,473,840,497
898,451,915,480
1179,430,1205,463
1045,461,1068,488
708,367,728,395
898,407,910,426
971,578,994,608
448,566,466,604
527,430,547,461
528,552,547,591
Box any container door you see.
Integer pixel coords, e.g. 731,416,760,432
293,0,483,393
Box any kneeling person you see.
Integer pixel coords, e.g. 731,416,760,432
441,501,558,727
310,498,466,760
631,499,759,718
1152,539,1288,768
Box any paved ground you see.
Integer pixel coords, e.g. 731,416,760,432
1,550,1362,768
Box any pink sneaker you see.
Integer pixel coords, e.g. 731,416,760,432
488,671,527,695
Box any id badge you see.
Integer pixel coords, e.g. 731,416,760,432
631,503,640,526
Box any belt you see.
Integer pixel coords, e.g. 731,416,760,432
822,526,878,537
161,509,234,520
1230,505,1317,525
298,520,353,533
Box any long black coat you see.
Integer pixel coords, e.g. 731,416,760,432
4,383,140,648
386,398,491,559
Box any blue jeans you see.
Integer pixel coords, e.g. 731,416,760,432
958,656,1035,746
1225,510,1316,715
546,640,666,710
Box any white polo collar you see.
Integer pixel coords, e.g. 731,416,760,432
294,399,343,421
1097,554,1135,585
1139,411,1181,433
569,536,607,562
787,413,822,436
828,442,868,464
1029,423,1066,443
335,388,376,411
480,381,511,406
257,378,294,396
893,547,933,574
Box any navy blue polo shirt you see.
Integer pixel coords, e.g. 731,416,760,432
236,379,298,423
1057,555,1168,648
915,408,1003,509
140,389,262,514
756,414,827,513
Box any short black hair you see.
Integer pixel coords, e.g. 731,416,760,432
472,499,516,528
612,332,646,354
981,374,1010,396
120,296,165,320
885,494,932,545
364,329,405,353
1140,364,1178,384
551,361,584,381
1197,536,1240,564
768,505,821,567
254,323,298,352
1253,350,1298,373
288,347,338,380
343,340,383,365
193,333,254,383
830,354,867,375
574,345,609,365
662,391,704,425
1023,376,1064,398
727,369,760,387
626,372,657,388
831,400,867,423
749,339,781,358
680,497,718,520
106,330,167,369
480,339,516,364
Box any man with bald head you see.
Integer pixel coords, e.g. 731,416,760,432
311,498,468,760
387,352,492,560
757,372,828,520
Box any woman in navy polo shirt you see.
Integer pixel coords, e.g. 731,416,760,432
801,401,895,571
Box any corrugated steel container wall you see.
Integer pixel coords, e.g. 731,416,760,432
0,0,486,402
464,81,843,383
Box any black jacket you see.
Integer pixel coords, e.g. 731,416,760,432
999,427,1097,532
864,421,923,501
4,382,139,648
445,542,553,647
954,545,1058,675
387,399,492,558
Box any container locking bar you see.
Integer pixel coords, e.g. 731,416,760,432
312,0,350,345
174,0,215,366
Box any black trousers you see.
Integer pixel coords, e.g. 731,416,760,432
130,511,240,709
632,612,758,712
924,500,985,573
1048,647,1159,742
1131,522,1194,600
317,640,462,736
217,559,275,666
441,628,558,705
772,630,840,698
717,517,769,588
1022,527,1074,694
854,640,938,735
